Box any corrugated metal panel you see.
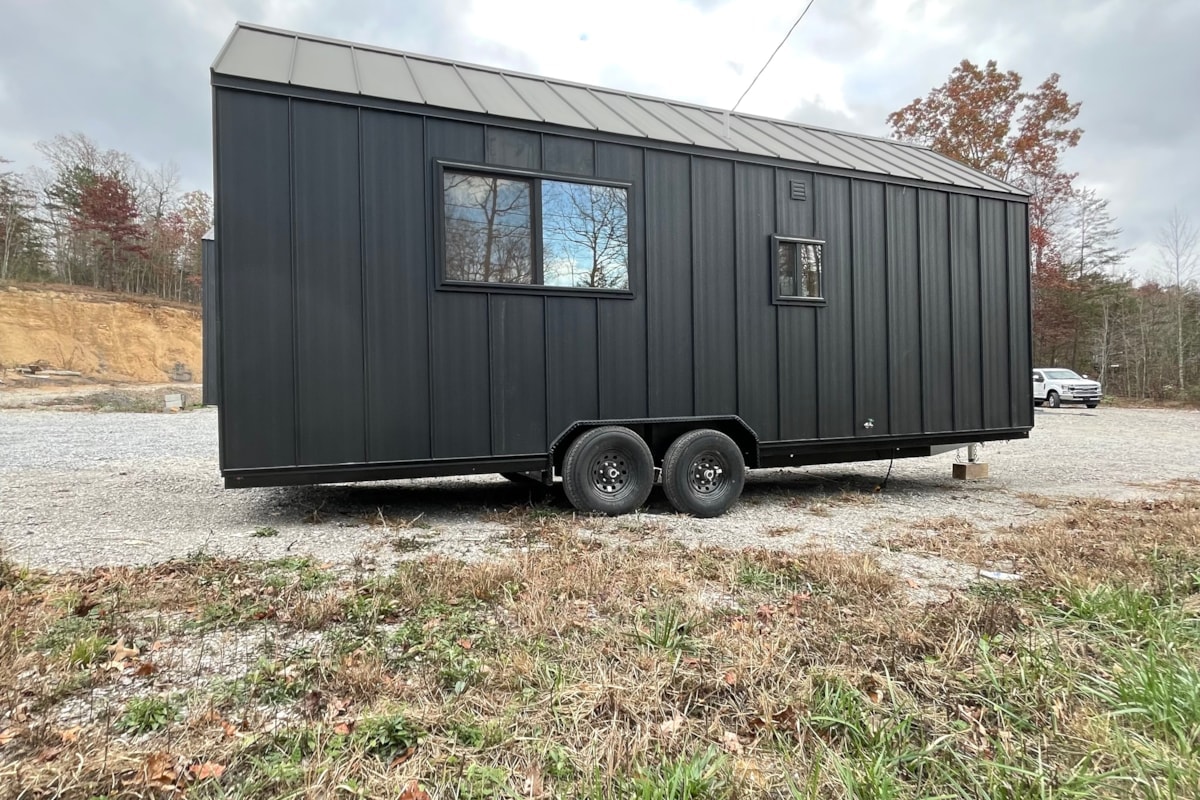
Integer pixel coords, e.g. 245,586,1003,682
354,50,423,103
459,67,540,121
543,134,594,175
775,168,818,440
406,58,484,113
1007,203,1034,428
292,101,366,465
595,92,690,143
201,237,219,407
545,83,640,135
595,142,648,419
692,157,738,416
504,77,597,129
215,27,294,83
950,194,983,431
361,110,431,461
816,174,854,439
491,295,547,453
292,39,357,94
885,185,922,435
215,90,296,469
546,298,598,438
919,189,954,433
980,198,1011,429
734,162,779,440
645,151,694,417
852,180,889,437
213,23,1027,195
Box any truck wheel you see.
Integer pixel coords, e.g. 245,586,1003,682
1086,403,1098,409
1047,391,1061,408
661,429,745,518
561,426,654,516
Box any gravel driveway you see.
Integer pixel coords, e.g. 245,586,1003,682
3,406,1198,589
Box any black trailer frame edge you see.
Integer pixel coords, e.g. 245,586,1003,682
223,426,1030,489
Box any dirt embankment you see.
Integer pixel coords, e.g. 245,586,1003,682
0,284,202,384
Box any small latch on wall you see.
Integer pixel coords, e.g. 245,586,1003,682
863,418,874,430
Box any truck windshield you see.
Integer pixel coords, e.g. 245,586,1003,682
1044,369,1082,380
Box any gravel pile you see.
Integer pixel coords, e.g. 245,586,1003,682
2,406,1198,596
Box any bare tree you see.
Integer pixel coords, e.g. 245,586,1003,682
443,174,532,283
541,182,628,289
1157,209,1199,393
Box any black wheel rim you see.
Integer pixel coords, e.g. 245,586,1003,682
590,449,633,498
688,450,729,496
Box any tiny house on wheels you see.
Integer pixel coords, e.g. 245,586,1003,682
207,23,1034,518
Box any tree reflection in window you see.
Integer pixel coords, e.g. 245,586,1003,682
541,181,629,289
777,239,823,299
443,173,533,283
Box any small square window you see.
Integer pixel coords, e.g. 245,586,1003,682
775,237,823,302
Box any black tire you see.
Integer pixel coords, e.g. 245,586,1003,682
1047,391,1061,409
561,426,654,515
661,429,746,518
1086,403,1098,409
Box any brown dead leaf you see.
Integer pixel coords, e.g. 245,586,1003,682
389,745,416,768
0,728,19,747
906,578,921,589
37,746,65,763
134,661,157,677
658,715,685,736
220,720,243,739
107,638,139,664
720,730,743,755
785,592,811,615
723,670,738,686
399,780,432,800
143,751,176,786
523,764,547,798
333,722,352,736
189,762,226,781
755,603,775,622
456,637,474,650
867,688,884,704
58,726,83,744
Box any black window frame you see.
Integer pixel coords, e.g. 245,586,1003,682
771,234,826,307
435,160,635,299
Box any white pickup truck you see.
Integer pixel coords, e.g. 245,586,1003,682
1032,368,1102,408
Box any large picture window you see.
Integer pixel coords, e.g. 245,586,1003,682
773,236,824,303
442,166,629,292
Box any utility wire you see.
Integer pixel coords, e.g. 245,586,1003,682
731,0,819,113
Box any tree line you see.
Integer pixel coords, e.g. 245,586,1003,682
0,133,211,304
2,69,1197,401
889,60,1200,401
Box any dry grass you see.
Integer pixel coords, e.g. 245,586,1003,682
2,496,1199,798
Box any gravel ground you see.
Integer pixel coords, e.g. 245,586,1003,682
2,405,1198,595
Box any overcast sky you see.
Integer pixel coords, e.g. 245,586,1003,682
1,0,1195,280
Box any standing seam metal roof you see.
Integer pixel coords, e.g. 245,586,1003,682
212,23,1025,196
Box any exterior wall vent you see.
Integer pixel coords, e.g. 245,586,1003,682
789,180,807,201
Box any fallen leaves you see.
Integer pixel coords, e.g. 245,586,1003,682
189,762,226,781
399,780,432,800
720,729,744,754
0,728,18,747
658,715,685,736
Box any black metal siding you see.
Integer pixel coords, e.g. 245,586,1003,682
815,174,853,439
216,90,295,469
735,163,779,441
776,169,818,441
213,86,1032,479
646,151,694,418
692,158,738,417
292,100,366,466
852,180,889,438
886,186,921,435
361,110,431,462
201,237,219,406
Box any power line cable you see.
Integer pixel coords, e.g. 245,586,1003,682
731,0,819,112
